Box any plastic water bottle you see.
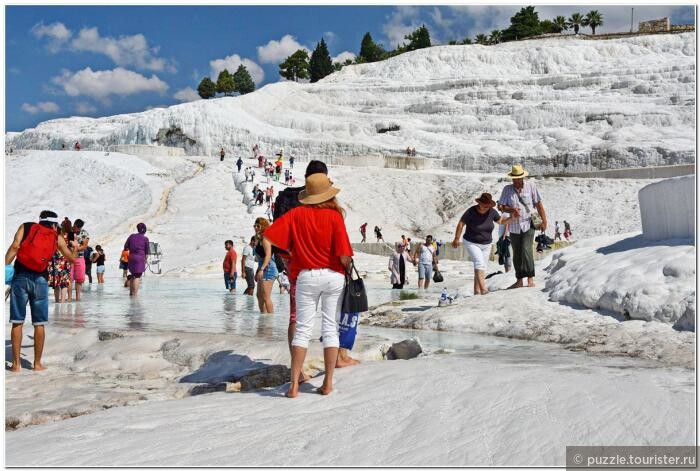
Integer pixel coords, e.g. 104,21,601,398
440,288,448,302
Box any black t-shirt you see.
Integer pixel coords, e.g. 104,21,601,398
273,185,304,220
460,206,500,244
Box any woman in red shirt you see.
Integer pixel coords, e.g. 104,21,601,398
263,173,353,398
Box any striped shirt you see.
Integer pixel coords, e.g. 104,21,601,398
497,180,542,234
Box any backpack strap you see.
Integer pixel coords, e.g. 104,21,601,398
21,222,34,242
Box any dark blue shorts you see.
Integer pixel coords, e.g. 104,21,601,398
10,272,49,325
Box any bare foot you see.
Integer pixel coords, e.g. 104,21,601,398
8,364,21,373
33,363,47,372
286,382,299,398
317,383,333,395
527,278,536,288
298,372,312,383
481,290,490,295
507,281,523,290
336,357,360,368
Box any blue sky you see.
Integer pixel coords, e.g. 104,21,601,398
5,4,695,131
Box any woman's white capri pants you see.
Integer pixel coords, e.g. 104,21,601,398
292,268,344,349
464,240,492,271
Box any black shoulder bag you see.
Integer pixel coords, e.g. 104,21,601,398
342,260,368,313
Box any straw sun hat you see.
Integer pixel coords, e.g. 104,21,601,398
507,164,529,179
298,174,340,205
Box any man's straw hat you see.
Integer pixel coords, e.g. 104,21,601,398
299,174,340,205
507,164,529,179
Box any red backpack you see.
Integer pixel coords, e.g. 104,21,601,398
16,223,58,272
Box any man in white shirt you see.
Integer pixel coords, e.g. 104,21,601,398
497,164,547,289
412,235,437,289
240,236,257,295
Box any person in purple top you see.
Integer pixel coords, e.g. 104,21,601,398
452,193,512,295
124,222,150,296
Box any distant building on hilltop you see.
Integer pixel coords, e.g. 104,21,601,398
639,17,670,33
638,17,695,33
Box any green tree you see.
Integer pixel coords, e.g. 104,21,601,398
279,49,310,82
553,15,569,33
462,37,473,45
568,12,584,35
502,6,543,41
540,19,559,34
216,69,235,96
489,29,503,44
584,10,603,34
233,64,255,95
309,38,334,83
403,25,431,51
475,33,489,45
197,76,216,99
359,32,384,62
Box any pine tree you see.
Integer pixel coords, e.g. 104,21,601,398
309,38,333,83
502,6,543,41
403,25,431,51
197,77,216,99
216,69,235,96
233,65,255,94
279,49,310,82
359,32,383,62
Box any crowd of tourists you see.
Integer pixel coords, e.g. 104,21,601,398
5,211,153,372
7,150,553,399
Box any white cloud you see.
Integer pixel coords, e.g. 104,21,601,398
31,22,72,52
382,6,422,49
70,27,176,72
75,102,97,114
21,101,60,114
173,87,200,103
333,51,356,64
31,22,175,72
324,31,337,43
446,5,512,37
52,67,168,102
257,35,310,64
210,54,265,85
430,7,454,31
